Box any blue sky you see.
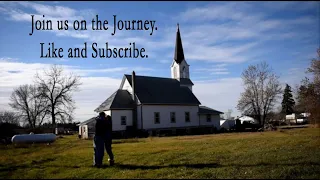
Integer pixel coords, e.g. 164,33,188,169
0,1,319,121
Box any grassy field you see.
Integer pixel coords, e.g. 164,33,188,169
0,128,319,179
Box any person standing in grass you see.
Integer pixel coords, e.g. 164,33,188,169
105,115,114,166
93,112,114,168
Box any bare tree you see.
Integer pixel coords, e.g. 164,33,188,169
237,61,282,127
0,111,19,125
35,65,81,126
9,84,48,129
296,48,320,125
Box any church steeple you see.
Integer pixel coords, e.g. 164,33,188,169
171,23,193,91
174,23,185,64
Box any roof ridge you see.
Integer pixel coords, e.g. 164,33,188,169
125,74,179,82
79,117,96,125
199,106,223,114
94,90,118,112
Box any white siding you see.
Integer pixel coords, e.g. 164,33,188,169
111,110,133,131
141,105,199,130
199,114,221,129
171,61,193,91
137,105,142,129
121,79,133,94
171,61,180,79
171,60,190,79
104,110,111,116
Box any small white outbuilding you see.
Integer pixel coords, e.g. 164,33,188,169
238,115,259,124
78,117,96,139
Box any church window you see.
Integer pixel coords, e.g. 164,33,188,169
154,112,160,124
170,112,176,123
182,66,186,78
206,114,211,122
121,116,127,125
185,112,190,122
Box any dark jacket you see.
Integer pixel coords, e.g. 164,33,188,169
95,116,112,137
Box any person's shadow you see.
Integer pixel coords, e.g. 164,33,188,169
99,161,320,170
100,163,220,169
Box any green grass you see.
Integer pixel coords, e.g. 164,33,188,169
1,128,319,179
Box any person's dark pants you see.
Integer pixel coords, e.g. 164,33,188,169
105,137,114,161
93,135,104,166
93,134,114,166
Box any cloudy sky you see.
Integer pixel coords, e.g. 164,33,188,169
0,1,319,122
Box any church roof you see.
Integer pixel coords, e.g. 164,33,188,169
94,89,135,112
123,74,201,105
179,78,194,85
199,106,224,115
78,117,96,126
174,24,185,64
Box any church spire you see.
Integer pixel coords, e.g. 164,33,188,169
174,23,185,64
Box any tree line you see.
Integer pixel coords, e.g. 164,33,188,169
237,48,320,127
2,50,318,131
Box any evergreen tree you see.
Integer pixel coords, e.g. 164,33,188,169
281,84,295,115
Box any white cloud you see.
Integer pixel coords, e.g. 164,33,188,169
211,71,229,75
179,2,258,22
193,78,243,117
184,42,260,63
261,1,317,11
214,63,228,68
73,76,121,121
0,57,18,62
19,2,77,18
55,58,69,62
195,63,230,75
157,59,171,64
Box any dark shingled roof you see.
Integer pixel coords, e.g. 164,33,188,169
199,106,224,115
94,89,135,112
174,24,185,64
78,117,96,126
179,78,194,85
124,74,201,105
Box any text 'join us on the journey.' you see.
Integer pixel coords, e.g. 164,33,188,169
29,14,158,36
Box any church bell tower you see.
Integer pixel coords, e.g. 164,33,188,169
171,23,194,91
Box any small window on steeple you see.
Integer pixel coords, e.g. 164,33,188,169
182,66,186,78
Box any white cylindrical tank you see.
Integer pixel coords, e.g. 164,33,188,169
11,133,56,144
286,113,296,120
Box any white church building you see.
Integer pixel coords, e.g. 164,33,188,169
80,24,224,138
